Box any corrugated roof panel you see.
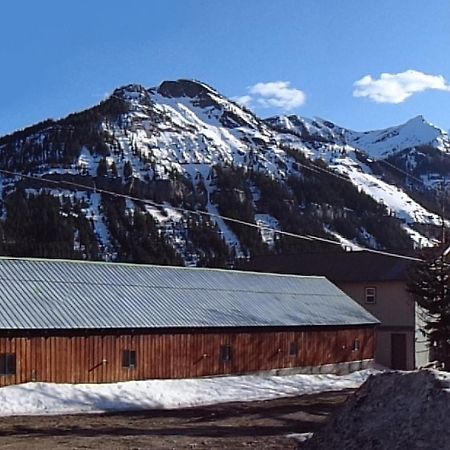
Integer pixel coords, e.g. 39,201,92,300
0,257,378,330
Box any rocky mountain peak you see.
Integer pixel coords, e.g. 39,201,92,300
0,78,447,266
111,84,153,105
156,79,219,100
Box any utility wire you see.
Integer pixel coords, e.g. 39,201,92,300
0,167,422,262
294,160,354,183
4,91,441,195
0,92,436,262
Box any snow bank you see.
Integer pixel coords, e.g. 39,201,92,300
0,370,375,416
304,369,450,450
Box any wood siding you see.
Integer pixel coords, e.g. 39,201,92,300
0,327,375,386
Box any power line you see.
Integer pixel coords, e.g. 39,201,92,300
375,158,425,186
0,167,422,262
7,90,439,197
0,92,433,262
293,159,353,183
287,134,448,197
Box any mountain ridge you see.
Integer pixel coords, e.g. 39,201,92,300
0,78,448,266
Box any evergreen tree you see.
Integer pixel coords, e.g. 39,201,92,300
96,158,108,177
110,161,118,177
123,160,133,179
408,248,450,368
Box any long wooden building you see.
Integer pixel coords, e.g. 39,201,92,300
0,257,378,386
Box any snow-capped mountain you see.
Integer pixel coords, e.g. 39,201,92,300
0,79,448,266
268,113,450,237
267,114,450,159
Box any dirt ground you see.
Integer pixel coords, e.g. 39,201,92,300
0,390,352,449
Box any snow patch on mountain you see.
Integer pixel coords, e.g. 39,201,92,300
255,214,280,247
335,165,442,225
1,79,447,262
271,114,450,159
401,224,439,247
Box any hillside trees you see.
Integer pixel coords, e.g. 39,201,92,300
96,158,108,177
213,165,266,257
101,193,182,265
123,160,133,179
1,191,78,258
187,215,231,267
284,154,413,251
252,171,330,253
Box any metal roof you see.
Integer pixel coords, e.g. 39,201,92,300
0,257,378,330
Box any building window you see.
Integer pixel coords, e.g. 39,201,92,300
220,345,232,363
289,342,298,356
365,287,377,304
352,339,360,352
122,350,137,369
0,353,16,375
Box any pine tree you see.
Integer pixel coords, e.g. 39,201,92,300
123,160,133,179
96,157,108,177
110,161,118,177
408,248,450,368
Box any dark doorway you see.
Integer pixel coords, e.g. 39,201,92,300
391,333,407,369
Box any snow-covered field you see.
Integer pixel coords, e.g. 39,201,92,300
0,370,375,416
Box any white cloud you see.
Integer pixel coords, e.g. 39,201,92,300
232,95,252,107
235,81,306,111
353,70,450,104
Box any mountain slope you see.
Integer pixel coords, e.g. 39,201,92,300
267,114,450,159
0,79,447,266
268,114,450,243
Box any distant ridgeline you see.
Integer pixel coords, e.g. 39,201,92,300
0,79,448,266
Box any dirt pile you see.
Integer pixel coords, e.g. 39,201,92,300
302,370,450,450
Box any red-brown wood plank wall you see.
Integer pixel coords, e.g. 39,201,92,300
0,327,374,386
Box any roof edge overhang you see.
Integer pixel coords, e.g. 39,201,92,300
0,323,378,336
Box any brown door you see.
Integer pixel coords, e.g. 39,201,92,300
391,333,407,370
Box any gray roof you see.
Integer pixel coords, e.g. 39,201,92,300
0,257,378,330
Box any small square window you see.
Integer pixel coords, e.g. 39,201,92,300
0,353,16,375
352,339,360,352
220,345,232,363
289,342,298,356
365,287,376,304
122,350,137,369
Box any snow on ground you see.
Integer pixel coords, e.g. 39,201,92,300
182,163,212,184
199,173,246,258
77,146,99,176
145,203,183,225
206,199,245,258
324,228,363,251
0,370,376,416
148,92,285,178
83,193,112,249
286,432,314,443
255,213,280,247
334,162,443,225
401,223,439,248
278,127,446,231
303,369,450,450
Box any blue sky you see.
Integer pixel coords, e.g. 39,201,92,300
2,0,450,136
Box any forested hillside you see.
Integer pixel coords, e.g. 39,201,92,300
0,79,447,266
